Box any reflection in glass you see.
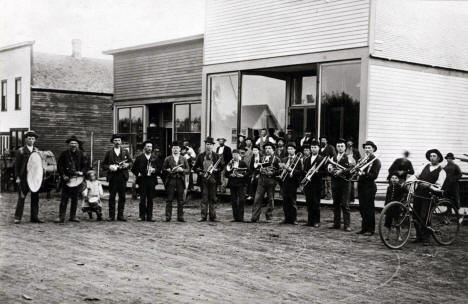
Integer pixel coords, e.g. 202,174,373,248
175,103,202,152
320,62,360,146
175,104,190,132
118,108,130,134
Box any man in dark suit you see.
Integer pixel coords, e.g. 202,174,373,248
14,130,43,224
225,149,250,222
346,137,361,202
216,137,232,193
194,137,222,221
327,138,352,231
102,134,133,221
320,136,336,200
279,142,302,224
302,140,327,227
356,141,382,236
55,135,89,223
442,153,462,209
132,140,161,221
162,141,189,222
387,150,414,182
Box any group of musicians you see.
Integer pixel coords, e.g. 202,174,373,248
12,130,462,243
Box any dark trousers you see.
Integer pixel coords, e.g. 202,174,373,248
281,181,298,223
230,184,246,221
444,184,460,209
108,176,127,219
332,180,351,227
201,180,217,220
383,201,399,228
304,182,322,225
139,178,155,220
358,182,377,233
413,196,431,241
248,177,258,198
59,185,80,220
15,181,39,221
251,181,275,222
166,179,184,220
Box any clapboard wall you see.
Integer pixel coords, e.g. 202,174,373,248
367,59,468,191
204,0,370,65
30,90,113,164
372,0,468,71
113,38,203,101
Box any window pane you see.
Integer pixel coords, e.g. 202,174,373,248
210,74,238,148
175,104,190,132
190,103,201,132
130,107,143,143
241,75,286,141
302,76,316,105
16,79,21,94
118,108,130,134
320,62,360,145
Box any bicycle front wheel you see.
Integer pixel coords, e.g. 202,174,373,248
430,199,460,245
378,201,412,249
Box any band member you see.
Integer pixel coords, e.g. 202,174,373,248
345,137,361,202
182,139,197,190
407,149,446,245
442,153,462,209
356,141,381,236
279,142,301,224
216,137,232,193
387,150,414,182
327,138,351,231
301,144,311,159
255,128,276,149
320,136,336,200
302,141,325,227
102,134,133,221
237,134,246,150
194,137,222,221
243,137,254,166
300,129,313,148
275,137,287,158
251,142,280,223
132,141,160,222
162,141,189,222
81,170,104,221
285,125,298,147
55,135,89,223
247,145,261,200
225,149,250,222
14,130,43,224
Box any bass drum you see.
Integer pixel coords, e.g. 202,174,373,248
27,152,44,193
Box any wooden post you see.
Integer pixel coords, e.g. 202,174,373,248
90,131,94,166
97,160,100,178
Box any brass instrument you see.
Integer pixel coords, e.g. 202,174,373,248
147,160,154,176
279,153,302,181
204,156,222,179
301,156,328,187
327,158,349,181
171,164,183,173
259,156,276,176
348,154,370,175
348,154,380,181
117,159,130,169
226,159,247,178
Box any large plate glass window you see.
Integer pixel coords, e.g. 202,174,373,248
174,103,201,152
117,106,143,154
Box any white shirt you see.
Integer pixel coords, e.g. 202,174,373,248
218,146,224,154
310,154,318,165
26,145,34,153
186,146,196,159
408,163,447,188
300,136,310,147
114,147,121,156
144,153,151,160
173,154,180,164
337,153,344,162
256,136,276,145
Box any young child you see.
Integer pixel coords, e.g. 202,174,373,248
81,170,104,221
384,174,406,239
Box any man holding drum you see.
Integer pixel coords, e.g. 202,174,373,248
14,130,43,224
55,136,89,223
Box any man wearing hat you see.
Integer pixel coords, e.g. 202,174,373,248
162,141,190,222
55,135,89,223
285,125,298,147
251,142,280,222
14,130,43,224
327,138,352,231
131,140,161,221
243,137,254,167
356,141,381,236
194,137,222,221
442,153,462,209
345,137,361,202
407,149,446,245
319,135,336,200
275,137,287,159
216,137,232,193
237,134,246,150
255,128,276,150
278,142,302,224
300,129,314,148
225,149,250,222
102,134,133,221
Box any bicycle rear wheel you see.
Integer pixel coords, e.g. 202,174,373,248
378,201,412,249
430,199,460,245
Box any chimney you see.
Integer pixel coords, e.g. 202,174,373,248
71,39,82,59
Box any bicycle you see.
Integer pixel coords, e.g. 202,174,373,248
378,179,460,249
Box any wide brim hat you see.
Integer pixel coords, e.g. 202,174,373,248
286,141,297,149
445,152,455,160
204,137,215,144
426,149,443,162
216,137,226,142
24,130,39,138
110,134,123,143
65,135,81,144
263,142,276,150
237,134,246,139
362,140,377,152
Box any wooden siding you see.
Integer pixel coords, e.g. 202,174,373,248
30,91,113,164
113,39,203,101
204,0,370,65
372,0,468,71
367,60,468,192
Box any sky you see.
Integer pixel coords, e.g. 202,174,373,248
0,0,205,58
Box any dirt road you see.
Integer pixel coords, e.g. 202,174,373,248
0,192,467,303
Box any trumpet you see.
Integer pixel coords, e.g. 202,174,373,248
301,156,328,187
204,156,222,179
279,153,302,181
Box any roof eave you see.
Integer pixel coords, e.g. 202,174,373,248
0,41,35,53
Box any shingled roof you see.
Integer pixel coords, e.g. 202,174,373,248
32,52,113,94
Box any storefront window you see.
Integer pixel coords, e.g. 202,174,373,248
289,73,317,138
320,62,360,145
117,106,143,154
209,73,238,148
241,74,286,140
174,103,201,151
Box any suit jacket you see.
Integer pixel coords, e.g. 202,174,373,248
357,154,381,185
302,154,326,186
329,153,351,185
216,145,232,165
14,146,38,181
275,147,287,159
162,154,189,187
57,149,89,178
387,157,414,181
258,154,280,186
102,148,133,181
280,155,302,185
225,159,250,187
132,153,161,185
193,151,221,184
319,144,336,158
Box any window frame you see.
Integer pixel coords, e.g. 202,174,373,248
1,80,7,111
15,77,21,110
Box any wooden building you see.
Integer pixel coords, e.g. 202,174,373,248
0,40,113,163
103,35,203,156
201,0,468,187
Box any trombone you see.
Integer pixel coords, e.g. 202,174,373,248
279,153,302,181
301,156,328,187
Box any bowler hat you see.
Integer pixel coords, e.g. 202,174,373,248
362,140,377,152
110,134,123,143
302,144,311,150
216,137,226,142
336,138,346,145
237,134,246,139
277,137,285,143
445,152,455,160
252,145,260,150
65,135,81,144
204,137,215,144
286,141,297,149
426,149,443,162
24,130,39,138
171,140,181,147
142,140,153,147
245,137,253,142
263,142,276,150
309,140,320,147
232,149,240,154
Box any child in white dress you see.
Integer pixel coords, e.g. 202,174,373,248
81,170,104,221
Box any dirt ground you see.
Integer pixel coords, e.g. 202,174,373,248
0,191,467,304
